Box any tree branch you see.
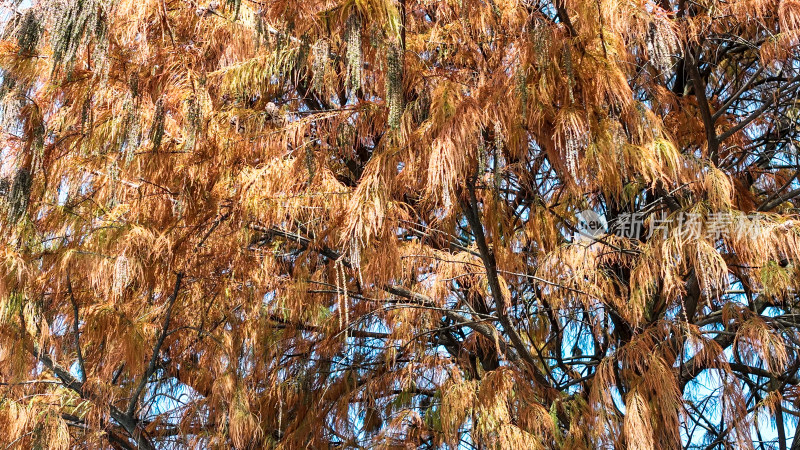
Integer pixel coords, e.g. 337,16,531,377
717,74,800,143
27,344,155,450
688,48,719,164
126,272,185,417
67,274,86,382
461,180,554,393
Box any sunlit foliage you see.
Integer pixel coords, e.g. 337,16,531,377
1,0,800,448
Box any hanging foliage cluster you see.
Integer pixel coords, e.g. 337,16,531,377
0,0,800,448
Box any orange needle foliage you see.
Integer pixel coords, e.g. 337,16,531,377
0,0,800,448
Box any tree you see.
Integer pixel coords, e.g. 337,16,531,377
0,0,799,447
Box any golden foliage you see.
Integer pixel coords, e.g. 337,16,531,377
0,0,798,447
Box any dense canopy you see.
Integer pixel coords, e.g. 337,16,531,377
1,0,800,448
